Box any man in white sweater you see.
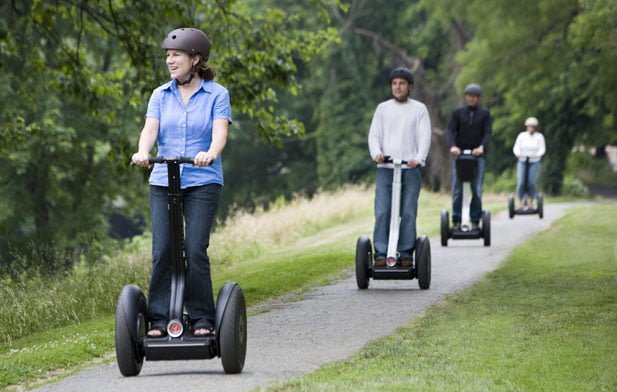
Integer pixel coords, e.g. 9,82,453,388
368,67,432,267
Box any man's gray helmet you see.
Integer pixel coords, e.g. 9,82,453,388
464,83,482,96
389,67,414,84
162,27,211,61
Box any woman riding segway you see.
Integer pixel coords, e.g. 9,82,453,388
511,116,545,212
131,27,232,338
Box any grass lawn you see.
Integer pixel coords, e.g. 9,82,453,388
273,202,617,391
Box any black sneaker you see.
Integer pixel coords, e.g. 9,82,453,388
453,221,461,231
472,221,480,230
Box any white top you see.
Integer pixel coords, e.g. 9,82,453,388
368,98,432,168
513,131,546,162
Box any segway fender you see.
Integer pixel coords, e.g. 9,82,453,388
118,284,146,343
215,282,239,336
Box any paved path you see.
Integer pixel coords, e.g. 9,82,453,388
34,203,576,392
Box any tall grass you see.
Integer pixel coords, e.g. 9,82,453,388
0,185,373,344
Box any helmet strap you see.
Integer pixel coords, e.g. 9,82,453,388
176,72,195,86
176,59,197,86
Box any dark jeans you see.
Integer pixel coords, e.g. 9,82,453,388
148,184,221,329
451,156,485,223
373,167,421,259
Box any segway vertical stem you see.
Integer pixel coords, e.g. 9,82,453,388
386,160,404,266
166,158,187,322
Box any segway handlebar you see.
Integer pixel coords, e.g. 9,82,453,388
382,156,408,165
148,156,196,165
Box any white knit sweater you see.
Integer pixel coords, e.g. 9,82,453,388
368,98,432,168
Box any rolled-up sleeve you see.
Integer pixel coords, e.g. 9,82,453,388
145,88,161,120
213,89,232,124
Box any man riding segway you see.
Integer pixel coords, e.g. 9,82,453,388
368,67,431,268
447,83,492,231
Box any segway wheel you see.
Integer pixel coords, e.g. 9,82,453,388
537,194,544,219
482,210,491,247
508,195,515,219
115,284,147,377
355,236,372,289
218,284,247,374
440,210,449,247
415,236,431,290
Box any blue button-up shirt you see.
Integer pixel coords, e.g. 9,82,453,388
146,79,232,188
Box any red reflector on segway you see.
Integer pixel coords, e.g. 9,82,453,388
386,257,397,267
167,319,184,338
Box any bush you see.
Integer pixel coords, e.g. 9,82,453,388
561,175,590,197
484,169,517,194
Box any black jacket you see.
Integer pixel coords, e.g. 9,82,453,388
447,105,492,151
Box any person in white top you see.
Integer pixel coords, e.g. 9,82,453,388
512,116,546,206
368,67,432,267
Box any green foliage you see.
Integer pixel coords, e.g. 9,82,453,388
566,150,617,184
484,168,516,194
439,0,617,194
561,175,590,197
0,0,340,270
275,203,617,391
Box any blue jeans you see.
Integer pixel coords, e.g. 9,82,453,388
373,167,421,259
148,184,220,329
451,156,485,223
516,160,541,199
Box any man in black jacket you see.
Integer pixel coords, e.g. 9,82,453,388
447,83,492,229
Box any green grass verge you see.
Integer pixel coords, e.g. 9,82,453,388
272,202,617,391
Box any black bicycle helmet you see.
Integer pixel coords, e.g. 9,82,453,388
464,83,482,96
162,27,211,61
388,67,414,84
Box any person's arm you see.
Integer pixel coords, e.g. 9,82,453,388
368,105,384,163
536,133,546,159
513,133,522,158
480,109,493,150
195,119,228,166
131,118,160,167
447,110,461,156
411,106,432,167
195,89,232,166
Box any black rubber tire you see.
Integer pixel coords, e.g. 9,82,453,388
355,236,372,289
537,194,544,219
482,210,491,247
219,285,247,374
440,210,449,247
415,236,431,290
508,195,515,219
115,285,147,377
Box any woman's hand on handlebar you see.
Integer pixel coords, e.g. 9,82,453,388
132,151,151,167
194,151,217,167
450,146,461,156
374,153,385,163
